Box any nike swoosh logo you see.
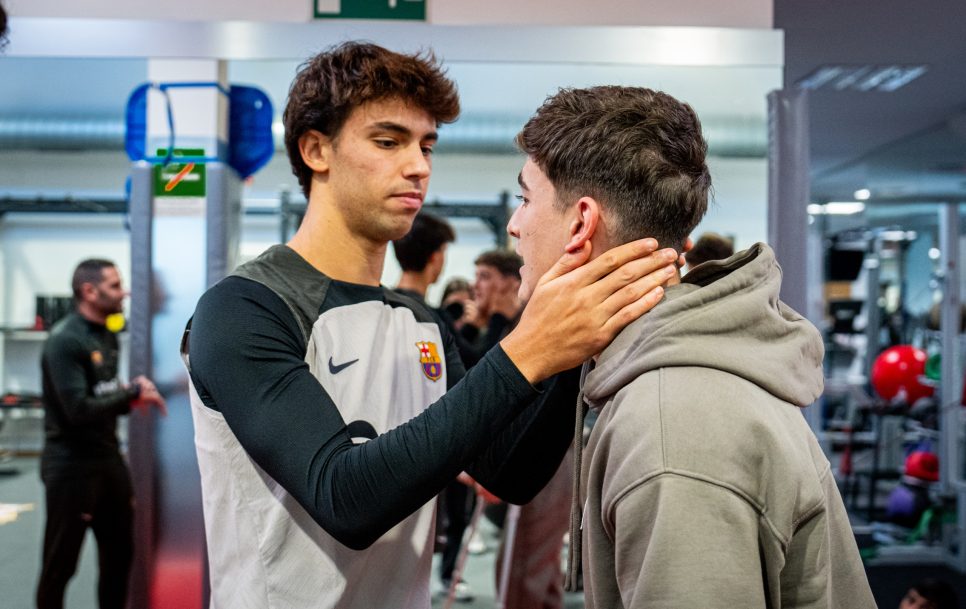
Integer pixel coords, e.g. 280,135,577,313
328,357,359,375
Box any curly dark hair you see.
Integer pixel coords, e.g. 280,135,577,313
516,86,711,251
283,41,460,199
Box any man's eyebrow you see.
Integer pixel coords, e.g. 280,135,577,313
370,122,438,142
371,122,410,136
517,172,528,190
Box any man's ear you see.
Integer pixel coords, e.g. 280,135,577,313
78,282,97,303
298,129,331,174
564,197,601,254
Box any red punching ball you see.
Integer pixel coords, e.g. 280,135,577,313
871,345,934,404
905,451,940,482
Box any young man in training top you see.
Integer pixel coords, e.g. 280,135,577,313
508,85,876,608
182,42,679,608
391,211,454,305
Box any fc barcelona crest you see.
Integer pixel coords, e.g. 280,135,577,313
415,341,443,382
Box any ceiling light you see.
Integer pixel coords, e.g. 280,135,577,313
879,230,917,242
853,188,871,200
833,66,873,91
928,248,941,260
796,66,846,90
854,67,900,91
878,66,928,92
796,65,928,92
807,202,866,215
825,201,866,215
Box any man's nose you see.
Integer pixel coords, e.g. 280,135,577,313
507,207,521,239
403,144,431,179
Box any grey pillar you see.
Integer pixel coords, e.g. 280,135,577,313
767,88,811,314
127,163,156,608
768,89,820,431
938,203,966,571
127,161,241,608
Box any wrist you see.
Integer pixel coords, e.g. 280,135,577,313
499,330,549,385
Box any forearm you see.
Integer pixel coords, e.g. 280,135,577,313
467,366,580,503
65,389,136,423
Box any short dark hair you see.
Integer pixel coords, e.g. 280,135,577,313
516,86,711,251
72,259,115,300
392,213,455,272
910,578,960,609
475,250,523,280
686,232,734,267
283,41,460,199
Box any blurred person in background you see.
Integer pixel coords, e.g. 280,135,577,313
683,232,733,270
37,259,166,609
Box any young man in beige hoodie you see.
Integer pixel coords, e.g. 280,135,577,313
508,86,877,608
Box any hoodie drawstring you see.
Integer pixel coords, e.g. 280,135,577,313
565,360,592,592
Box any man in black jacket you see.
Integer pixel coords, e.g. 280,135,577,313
37,258,166,609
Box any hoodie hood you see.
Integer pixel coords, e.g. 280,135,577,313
583,243,824,411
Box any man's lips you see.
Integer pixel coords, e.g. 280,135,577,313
392,192,424,209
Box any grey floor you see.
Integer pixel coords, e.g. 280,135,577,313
428,515,584,609
0,454,582,609
0,456,99,609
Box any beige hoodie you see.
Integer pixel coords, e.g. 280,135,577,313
573,243,876,609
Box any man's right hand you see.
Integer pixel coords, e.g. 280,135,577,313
131,375,168,417
500,239,677,384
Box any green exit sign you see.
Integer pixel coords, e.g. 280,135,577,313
153,148,206,197
315,0,425,20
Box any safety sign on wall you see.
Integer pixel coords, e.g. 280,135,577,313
153,148,207,198
314,0,425,21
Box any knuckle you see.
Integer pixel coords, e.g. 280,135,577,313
626,282,645,301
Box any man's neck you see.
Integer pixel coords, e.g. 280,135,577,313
586,238,681,362
396,272,429,299
287,197,386,286
75,302,106,326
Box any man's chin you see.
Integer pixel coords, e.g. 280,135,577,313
517,283,534,302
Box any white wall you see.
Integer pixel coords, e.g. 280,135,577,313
8,0,772,28
0,214,132,327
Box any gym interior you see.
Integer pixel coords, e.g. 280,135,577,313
1,1,965,608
